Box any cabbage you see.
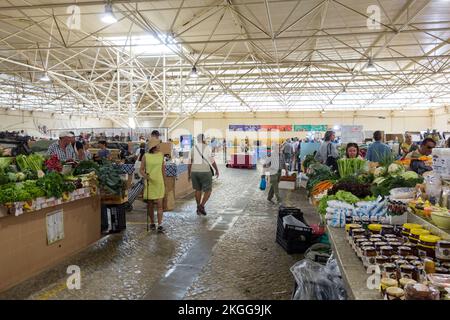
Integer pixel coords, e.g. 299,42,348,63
401,170,419,181
374,167,386,177
373,177,386,185
16,172,26,181
388,163,405,175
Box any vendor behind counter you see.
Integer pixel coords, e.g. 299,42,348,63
405,137,436,174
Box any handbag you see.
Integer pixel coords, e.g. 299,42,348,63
195,144,215,176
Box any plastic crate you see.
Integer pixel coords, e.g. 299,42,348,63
101,204,127,234
276,213,313,254
279,206,304,220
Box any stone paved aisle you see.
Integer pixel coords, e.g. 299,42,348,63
0,166,319,300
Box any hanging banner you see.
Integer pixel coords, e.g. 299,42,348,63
294,125,328,132
229,125,292,131
260,125,292,131
229,125,246,131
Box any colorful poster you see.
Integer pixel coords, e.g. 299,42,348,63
229,125,246,131
294,125,328,132
260,125,292,131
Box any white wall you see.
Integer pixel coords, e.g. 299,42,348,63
0,110,114,137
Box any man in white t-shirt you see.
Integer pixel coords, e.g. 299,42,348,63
188,134,220,216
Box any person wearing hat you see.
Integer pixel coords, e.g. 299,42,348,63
47,131,77,161
140,137,166,233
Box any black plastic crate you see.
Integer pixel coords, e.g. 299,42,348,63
101,204,127,234
279,206,304,221
276,215,313,254
277,209,310,240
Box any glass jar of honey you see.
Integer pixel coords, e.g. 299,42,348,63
398,246,412,257
436,240,450,262
418,235,441,259
368,224,382,235
380,246,394,257
408,228,430,244
401,223,422,240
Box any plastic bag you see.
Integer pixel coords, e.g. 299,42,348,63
283,215,307,229
290,257,347,300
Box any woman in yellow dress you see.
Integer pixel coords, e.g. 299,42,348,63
140,137,166,233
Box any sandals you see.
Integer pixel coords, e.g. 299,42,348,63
198,205,207,216
157,225,165,233
149,223,156,230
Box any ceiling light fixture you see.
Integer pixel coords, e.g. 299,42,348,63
321,109,326,114
101,3,118,24
190,66,199,78
40,73,50,82
366,59,376,71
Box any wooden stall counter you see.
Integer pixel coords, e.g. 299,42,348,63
0,195,101,292
163,163,194,211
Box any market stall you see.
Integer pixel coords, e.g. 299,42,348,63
0,153,103,292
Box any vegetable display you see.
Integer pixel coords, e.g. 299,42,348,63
328,178,372,199
45,154,62,173
306,163,337,193
337,158,367,178
73,160,99,176
97,162,126,196
371,175,424,197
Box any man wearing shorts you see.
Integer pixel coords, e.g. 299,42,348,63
188,134,220,216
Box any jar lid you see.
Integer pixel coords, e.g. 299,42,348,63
381,224,394,229
419,235,441,243
400,264,415,270
368,224,382,232
437,240,450,246
376,255,389,261
381,278,398,287
395,259,409,265
386,287,405,297
402,223,422,230
398,246,412,250
383,263,396,268
410,228,430,236
406,255,419,261
399,278,417,287
345,224,361,231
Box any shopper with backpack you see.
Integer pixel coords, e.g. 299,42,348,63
315,131,339,171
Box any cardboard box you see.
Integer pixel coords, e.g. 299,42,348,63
160,142,173,157
279,181,296,190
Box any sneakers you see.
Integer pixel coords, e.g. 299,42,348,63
157,225,165,233
267,198,282,205
149,223,156,230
